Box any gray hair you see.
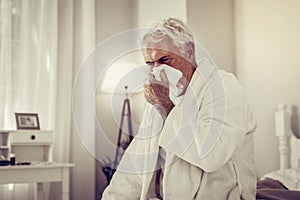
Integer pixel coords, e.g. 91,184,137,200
142,18,194,56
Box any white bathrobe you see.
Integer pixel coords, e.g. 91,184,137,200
102,59,257,200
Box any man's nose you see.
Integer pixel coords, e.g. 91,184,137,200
149,62,161,72
153,62,161,68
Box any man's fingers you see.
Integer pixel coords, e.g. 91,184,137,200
144,85,151,101
144,84,154,97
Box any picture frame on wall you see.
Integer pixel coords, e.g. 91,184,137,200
15,113,40,130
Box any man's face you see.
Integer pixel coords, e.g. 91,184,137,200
142,37,195,83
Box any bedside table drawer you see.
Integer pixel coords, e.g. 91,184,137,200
10,131,53,145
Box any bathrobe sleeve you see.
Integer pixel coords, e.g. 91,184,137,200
158,71,257,172
101,170,143,200
102,104,162,200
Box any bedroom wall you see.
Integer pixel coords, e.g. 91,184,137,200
136,0,187,26
234,0,300,177
187,0,235,73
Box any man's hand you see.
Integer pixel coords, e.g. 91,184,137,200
144,69,174,119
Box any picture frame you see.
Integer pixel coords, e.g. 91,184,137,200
15,113,40,130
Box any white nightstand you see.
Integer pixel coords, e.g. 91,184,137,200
0,130,74,200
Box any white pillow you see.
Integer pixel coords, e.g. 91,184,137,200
264,168,300,190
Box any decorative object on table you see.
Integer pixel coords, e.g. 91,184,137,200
15,113,40,130
0,155,10,166
102,86,134,183
9,153,15,165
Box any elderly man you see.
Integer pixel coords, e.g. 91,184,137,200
102,18,257,200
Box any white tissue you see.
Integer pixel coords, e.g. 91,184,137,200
151,64,183,98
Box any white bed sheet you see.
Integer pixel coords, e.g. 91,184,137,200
264,168,300,190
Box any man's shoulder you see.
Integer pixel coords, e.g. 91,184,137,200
217,69,238,82
216,70,245,91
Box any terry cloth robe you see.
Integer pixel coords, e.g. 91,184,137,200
102,58,257,200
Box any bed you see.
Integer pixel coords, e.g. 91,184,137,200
256,104,300,200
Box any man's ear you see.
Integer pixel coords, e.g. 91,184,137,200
186,42,195,60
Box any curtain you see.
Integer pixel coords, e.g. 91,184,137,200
0,0,73,199
70,0,96,199
0,0,57,135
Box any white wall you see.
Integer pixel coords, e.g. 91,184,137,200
187,0,235,72
136,0,186,26
96,0,137,41
234,0,300,177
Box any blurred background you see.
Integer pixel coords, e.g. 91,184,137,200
0,0,299,199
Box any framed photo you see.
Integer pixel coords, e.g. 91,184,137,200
15,113,40,130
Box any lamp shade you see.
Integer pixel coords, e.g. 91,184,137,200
97,51,146,95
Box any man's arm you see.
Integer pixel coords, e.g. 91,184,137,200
102,104,162,199
102,170,142,200
158,73,257,172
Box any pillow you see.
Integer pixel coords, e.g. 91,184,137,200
263,168,300,190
